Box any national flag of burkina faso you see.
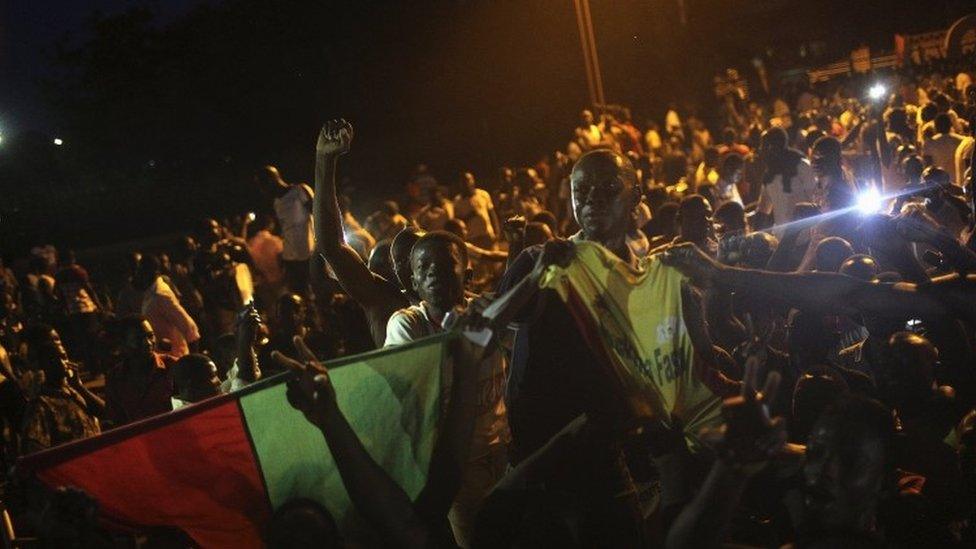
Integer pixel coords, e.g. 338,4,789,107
538,241,724,446
17,334,451,548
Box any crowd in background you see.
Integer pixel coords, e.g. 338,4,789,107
0,53,975,547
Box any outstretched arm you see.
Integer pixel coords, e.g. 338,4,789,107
897,209,976,274
663,243,953,320
314,120,405,315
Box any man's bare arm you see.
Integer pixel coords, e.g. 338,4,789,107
663,243,953,320
314,120,405,314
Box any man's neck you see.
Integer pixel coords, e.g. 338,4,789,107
423,300,462,328
588,233,632,264
425,302,448,326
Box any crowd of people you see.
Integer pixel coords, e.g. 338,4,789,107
0,54,975,547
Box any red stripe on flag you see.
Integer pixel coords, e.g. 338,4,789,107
34,399,270,548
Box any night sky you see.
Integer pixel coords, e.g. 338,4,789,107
4,0,961,139
0,0,970,253
1,0,202,136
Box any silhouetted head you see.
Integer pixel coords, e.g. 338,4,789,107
876,332,937,414
172,354,220,404
839,254,879,282
133,255,162,292
23,323,69,383
255,165,286,196
117,317,156,361
792,372,849,443
811,136,843,179
391,228,423,300
813,237,854,272
196,218,223,248
760,126,788,153
714,201,746,236
677,194,713,244
803,396,895,533
368,239,396,283
266,498,340,549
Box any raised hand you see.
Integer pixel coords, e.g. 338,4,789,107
502,215,527,244
316,118,354,157
661,242,721,284
274,336,336,425
531,238,575,276
235,303,262,347
702,357,784,471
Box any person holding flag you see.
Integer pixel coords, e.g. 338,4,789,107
495,148,738,547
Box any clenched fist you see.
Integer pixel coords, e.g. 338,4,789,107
316,118,354,156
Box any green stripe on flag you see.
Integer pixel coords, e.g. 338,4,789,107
238,333,449,531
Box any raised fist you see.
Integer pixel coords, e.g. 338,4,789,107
316,118,354,156
502,215,527,244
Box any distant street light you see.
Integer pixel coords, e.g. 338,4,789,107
53,138,64,146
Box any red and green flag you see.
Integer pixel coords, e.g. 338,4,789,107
18,334,451,548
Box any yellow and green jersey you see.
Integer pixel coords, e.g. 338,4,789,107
539,241,724,445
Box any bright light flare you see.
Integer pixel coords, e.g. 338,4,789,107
53,138,63,146
868,84,887,101
856,187,883,214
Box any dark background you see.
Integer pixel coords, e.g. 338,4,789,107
1,0,972,256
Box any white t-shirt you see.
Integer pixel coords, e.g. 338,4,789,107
453,189,496,241
142,277,200,358
273,184,315,261
384,301,509,458
716,177,744,206
760,158,818,231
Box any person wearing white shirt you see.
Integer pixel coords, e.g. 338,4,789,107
136,257,200,358
384,232,507,547
452,172,500,250
715,153,745,207
756,127,818,232
922,114,966,185
256,165,315,294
